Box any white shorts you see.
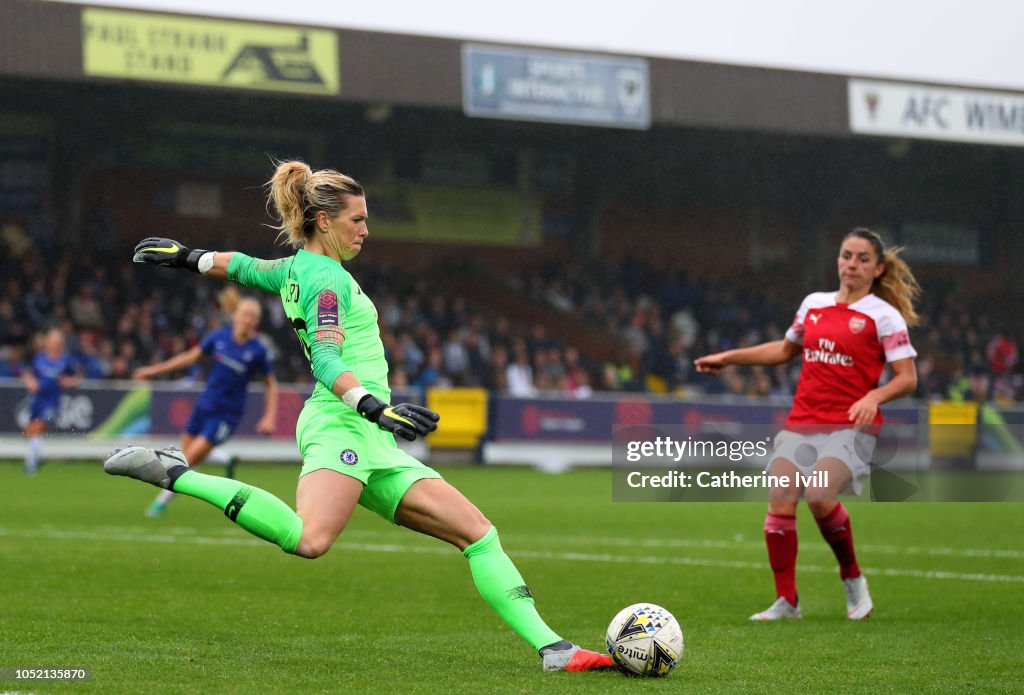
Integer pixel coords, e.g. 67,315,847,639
768,428,876,496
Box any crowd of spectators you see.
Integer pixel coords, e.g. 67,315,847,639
0,224,1020,405
0,229,600,399
511,258,1023,405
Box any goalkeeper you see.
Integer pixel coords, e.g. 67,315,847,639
104,160,612,673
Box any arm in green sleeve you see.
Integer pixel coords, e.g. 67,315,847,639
309,327,348,392
302,267,353,393
227,253,291,295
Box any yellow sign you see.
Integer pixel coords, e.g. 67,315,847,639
82,8,339,95
426,388,489,449
929,400,978,458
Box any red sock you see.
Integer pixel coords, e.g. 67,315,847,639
815,503,861,580
764,513,798,606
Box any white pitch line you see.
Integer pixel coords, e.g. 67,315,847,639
25,525,1024,560
506,549,1024,584
498,532,1024,560
2,527,1024,585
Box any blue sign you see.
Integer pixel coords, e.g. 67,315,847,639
462,44,650,130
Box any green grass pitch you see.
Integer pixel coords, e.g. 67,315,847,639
2,461,1022,694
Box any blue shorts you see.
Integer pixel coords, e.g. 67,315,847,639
29,397,59,424
184,405,239,445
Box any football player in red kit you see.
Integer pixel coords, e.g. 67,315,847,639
695,228,919,620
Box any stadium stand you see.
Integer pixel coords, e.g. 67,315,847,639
0,221,1019,404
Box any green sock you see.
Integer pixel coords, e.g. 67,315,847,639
172,470,303,554
463,526,561,651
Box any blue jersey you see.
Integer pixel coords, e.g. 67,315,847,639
194,327,273,418
32,352,77,402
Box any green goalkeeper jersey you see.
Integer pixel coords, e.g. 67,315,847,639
228,250,390,404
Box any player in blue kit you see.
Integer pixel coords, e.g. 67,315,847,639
22,327,82,475
133,295,278,516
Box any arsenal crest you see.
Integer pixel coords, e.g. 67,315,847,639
849,317,866,334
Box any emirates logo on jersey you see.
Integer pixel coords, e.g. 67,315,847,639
804,338,854,367
849,317,866,334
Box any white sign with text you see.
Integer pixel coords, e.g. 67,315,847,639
849,79,1024,147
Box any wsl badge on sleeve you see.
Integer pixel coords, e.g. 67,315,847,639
318,290,339,326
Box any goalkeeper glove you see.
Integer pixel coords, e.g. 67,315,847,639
133,237,209,273
356,394,440,442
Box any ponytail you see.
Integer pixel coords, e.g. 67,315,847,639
266,159,364,248
875,245,921,327
268,160,313,247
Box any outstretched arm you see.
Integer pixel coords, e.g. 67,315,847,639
134,346,203,380
133,238,287,295
59,373,83,389
694,339,801,375
196,251,234,281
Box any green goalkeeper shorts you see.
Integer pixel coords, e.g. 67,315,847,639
296,399,442,523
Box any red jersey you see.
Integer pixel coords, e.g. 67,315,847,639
784,292,916,426
985,335,1018,375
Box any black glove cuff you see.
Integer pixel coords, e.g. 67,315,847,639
356,394,386,421
183,249,209,273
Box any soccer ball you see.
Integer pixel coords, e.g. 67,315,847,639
605,603,683,676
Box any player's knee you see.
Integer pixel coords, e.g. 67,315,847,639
297,541,331,559
296,530,335,559
805,496,837,517
768,485,800,505
804,480,837,505
454,511,492,551
467,513,491,541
